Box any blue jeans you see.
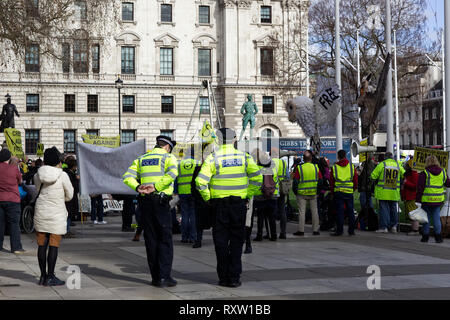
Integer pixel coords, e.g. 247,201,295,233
179,195,197,241
335,192,355,234
0,202,23,252
90,195,104,222
379,200,398,229
359,192,373,209
422,205,442,236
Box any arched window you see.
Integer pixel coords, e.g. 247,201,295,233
263,128,273,138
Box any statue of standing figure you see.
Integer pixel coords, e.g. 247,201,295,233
239,94,258,141
0,94,20,133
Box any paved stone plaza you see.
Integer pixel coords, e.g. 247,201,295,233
1,215,450,300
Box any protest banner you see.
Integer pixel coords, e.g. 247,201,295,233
103,200,123,213
37,143,44,157
4,128,24,159
412,147,449,171
359,138,368,162
81,135,120,149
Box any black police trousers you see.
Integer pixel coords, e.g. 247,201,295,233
211,196,247,283
138,195,173,281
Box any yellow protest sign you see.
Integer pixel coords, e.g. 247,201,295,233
200,121,216,144
4,128,24,159
359,138,368,162
81,135,120,148
412,147,449,171
37,143,44,157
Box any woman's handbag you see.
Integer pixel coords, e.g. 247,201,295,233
408,204,428,224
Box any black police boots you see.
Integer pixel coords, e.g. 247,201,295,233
435,234,444,243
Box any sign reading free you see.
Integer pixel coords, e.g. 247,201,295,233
412,147,449,171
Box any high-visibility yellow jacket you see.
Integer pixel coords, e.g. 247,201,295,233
332,163,355,194
123,147,179,196
422,169,447,203
297,162,319,196
195,144,263,201
273,158,288,182
371,158,405,201
177,158,198,195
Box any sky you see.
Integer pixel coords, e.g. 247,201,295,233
425,0,444,43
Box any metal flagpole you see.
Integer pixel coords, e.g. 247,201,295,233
446,0,450,155
385,0,394,153
394,30,400,160
357,29,362,141
306,22,310,98
335,0,343,151
443,33,447,151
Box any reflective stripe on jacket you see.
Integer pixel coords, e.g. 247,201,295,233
195,144,262,201
422,169,447,203
177,158,198,195
297,162,319,196
123,147,179,196
333,163,354,193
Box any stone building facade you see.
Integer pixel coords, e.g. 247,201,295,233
0,0,309,156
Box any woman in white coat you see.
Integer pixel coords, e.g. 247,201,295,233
34,147,73,286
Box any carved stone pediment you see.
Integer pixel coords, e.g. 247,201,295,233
154,33,180,47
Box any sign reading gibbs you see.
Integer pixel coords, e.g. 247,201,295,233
413,147,449,171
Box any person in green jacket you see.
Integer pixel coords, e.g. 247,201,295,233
371,152,405,233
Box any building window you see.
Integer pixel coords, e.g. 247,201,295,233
432,107,437,119
73,40,88,73
263,96,275,113
65,94,76,112
92,44,100,74
401,134,404,146
122,2,134,21
87,95,98,113
160,48,173,75
161,96,174,113
408,111,412,121
86,129,99,136
433,131,438,145
160,130,174,139
121,130,135,145
425,133,429,146
260,48,274,76
198,49,211,76
200,97,210,114
123,95,135,113
261,6,272,24
25,44,40,72
121,46,135,74
161,4,172,22
424,108,429,120
199,6,210,24
26,94,39,112
76,1,87,20
64,130,76,154
263,129,273,138
429,132,434,146
62,43,70,73
415,133,419,145
408,134,412,145
25,130,39,155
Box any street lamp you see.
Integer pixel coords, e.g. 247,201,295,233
115,75,123,146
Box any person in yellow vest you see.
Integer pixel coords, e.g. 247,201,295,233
416,155,450,243
330,150,358,236
270,147,289,239
371,152,405,234
252,149,279,242
123,135,179,288
293,150,322,236
195,128,262,288
176,147,199,243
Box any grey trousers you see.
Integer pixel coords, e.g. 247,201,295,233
296,194,319,233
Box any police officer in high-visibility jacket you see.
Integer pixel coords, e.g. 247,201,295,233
371,152,405,234
123,135,179,288
330,150,358,236
195,128,262,288
177,149,199,243
293,150,322,236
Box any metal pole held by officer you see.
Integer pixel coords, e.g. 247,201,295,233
123,135,179,287
195,128,262,288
